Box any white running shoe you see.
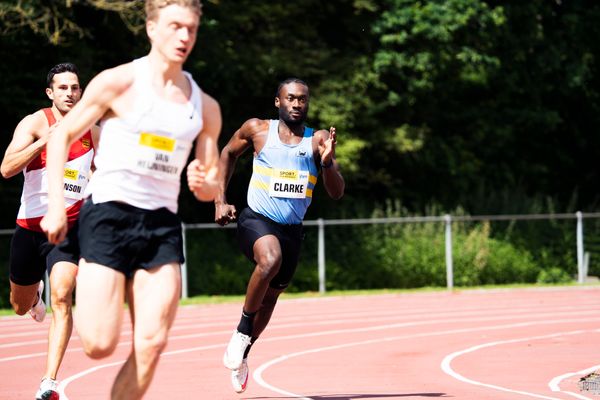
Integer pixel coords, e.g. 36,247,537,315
223,330,251,370
35,377,59,400
231,358,249,393
29,280,46,323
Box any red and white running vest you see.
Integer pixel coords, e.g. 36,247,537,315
16,108,94,232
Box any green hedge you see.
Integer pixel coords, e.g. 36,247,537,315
0,207,590,308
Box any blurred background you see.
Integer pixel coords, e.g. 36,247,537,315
0,0,599,305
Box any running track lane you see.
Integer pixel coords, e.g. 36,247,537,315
1,286,599,399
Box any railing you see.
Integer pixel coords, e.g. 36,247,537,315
184,211,600,296
2,211,599,305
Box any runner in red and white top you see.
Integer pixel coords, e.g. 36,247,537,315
16,107,94,231
0,62,98,400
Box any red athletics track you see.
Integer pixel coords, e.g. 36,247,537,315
1,286,599,399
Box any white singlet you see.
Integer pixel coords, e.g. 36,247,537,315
86,56,204,213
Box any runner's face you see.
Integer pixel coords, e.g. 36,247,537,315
276,83,309,126
46,72,81,114
148,4,199,63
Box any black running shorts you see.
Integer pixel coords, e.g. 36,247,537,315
9,226,53,286
78,200,184,278
9,224,79,286
236,207,304,289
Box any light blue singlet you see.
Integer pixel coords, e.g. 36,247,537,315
247,120,318,225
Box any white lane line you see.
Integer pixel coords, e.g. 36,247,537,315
441,330,600,400
2,300,599,356
0,351,48,362
253,322,600,399
60,318,594,399
0,339,47,349
0,311,598,363
36,310,600,398
549,363,600,400
560,391,594,400
59,342,227,400
59,360,125,400
549,364,600,391
252,336,405,399
4,299,600,338
4,308,600,362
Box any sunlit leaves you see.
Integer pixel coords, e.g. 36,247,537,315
0,0,144,44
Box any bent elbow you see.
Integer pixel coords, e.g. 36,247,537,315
1,165,15,179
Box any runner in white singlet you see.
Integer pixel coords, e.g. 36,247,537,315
40,1,222,399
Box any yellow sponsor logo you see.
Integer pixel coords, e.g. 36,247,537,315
64,168,78,180
277,169,298,180
81,138,90,149
139,132,175,152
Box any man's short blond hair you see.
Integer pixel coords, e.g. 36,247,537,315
145,0,202,21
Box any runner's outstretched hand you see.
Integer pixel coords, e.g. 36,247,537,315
318,126,337,166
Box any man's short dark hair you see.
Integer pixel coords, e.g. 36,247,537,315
47,63,79,88
276,77,308,97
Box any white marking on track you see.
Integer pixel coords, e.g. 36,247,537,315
15,294,594,399
253,322,600,399
441,329,600,399
548,363,600,399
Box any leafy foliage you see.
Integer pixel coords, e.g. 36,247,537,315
0,0,598,306
1,0,599,216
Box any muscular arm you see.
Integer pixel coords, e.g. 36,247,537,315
315,128,345,200
187,92,223,202
213,118,266,225
321,160,345,200
42,65,133,243
1,113,48,179
215,118,266,204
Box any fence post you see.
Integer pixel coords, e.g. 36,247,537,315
318,218,326,294
181,222,189,299
445,214,454,290
576,211,584,284
44,272,50,307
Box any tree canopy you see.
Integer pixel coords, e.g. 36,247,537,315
0,0,598,226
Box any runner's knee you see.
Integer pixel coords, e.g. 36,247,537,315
50,285,73,310
82,336,118,359
255,250,282,280
10,292,36,315
11,300,30,315
135,334,168,366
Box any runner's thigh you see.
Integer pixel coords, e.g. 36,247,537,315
129,263,181,341
74,259,126,343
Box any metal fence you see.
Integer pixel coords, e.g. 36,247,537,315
184,211,600,296
2,211,599,305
